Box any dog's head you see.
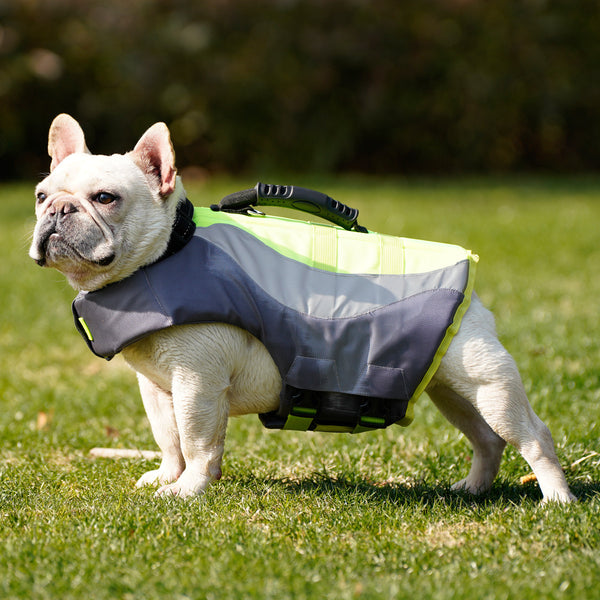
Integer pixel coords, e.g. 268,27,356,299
29,114,186,291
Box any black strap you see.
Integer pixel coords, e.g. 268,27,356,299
259,386,407,432
157,198,196,262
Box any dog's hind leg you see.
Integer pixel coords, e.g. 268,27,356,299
431,298,576,503
426,382,506,495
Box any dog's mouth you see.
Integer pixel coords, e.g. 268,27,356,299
36,230,115,268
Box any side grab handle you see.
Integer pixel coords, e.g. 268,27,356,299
211,183,367,232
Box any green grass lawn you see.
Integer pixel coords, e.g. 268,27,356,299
1,176,599,599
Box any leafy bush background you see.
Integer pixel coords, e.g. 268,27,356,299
1,0,599,180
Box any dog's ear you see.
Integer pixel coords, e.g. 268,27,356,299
130,123,177,198
48,114,90,171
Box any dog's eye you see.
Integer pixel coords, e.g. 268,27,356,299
36,192,47,203
93,192,118,205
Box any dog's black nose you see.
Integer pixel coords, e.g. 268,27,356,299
48,198,78,217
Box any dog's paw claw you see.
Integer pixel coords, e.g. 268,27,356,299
154,482,197,499
154,483,179,497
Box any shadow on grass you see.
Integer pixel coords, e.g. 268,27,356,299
233,471,600,508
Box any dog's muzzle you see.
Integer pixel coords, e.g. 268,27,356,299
32,213,116,268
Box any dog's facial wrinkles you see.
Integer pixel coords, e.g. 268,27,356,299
32,180,120,274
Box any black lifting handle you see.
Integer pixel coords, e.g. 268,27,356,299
210,182,368,233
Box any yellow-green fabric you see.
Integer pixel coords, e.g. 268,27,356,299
193,207,474,276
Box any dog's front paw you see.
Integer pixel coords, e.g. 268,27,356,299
154,471,212,499
136,464,183,489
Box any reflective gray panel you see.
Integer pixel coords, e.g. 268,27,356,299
198,224,469,318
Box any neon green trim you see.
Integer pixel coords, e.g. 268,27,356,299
360,416,386,426
351,416,387,434
282,414,313,431
78,317,94,341
291,406,317,417
352,426,368,434
352,424,376,434
314,424,354,433
396,252,479,427
193,207,472,276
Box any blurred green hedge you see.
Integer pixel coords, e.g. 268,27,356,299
1,0,599,179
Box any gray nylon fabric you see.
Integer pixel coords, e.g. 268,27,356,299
73,222,470,407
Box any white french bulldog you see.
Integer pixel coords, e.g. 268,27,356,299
30,114,576,502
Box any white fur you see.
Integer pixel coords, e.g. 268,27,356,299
31,115,576,503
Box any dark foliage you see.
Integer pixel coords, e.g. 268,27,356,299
1,0,599,179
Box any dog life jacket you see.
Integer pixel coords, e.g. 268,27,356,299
72,205,477,434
